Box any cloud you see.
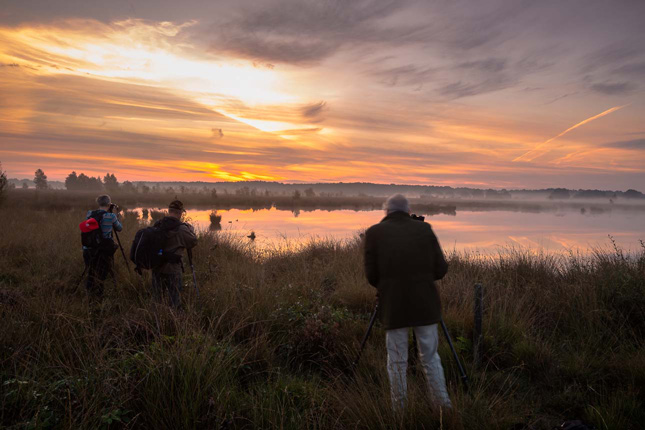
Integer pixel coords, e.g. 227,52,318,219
205,0,428,65
438,77,512,99
457,58,507,73
583,43,644,73
604,139,645,150
301,101,327,119
590,81,637,95
613,62,645,76
370,64,436,88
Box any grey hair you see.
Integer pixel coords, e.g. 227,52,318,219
384,194,410,214
96,194,111,207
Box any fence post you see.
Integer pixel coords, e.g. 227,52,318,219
473,283,483,367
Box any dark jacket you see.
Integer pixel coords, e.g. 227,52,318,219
364,211,448,330
153,217,198,275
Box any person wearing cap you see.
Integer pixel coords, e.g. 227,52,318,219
363,194,451,411
151,200,197,308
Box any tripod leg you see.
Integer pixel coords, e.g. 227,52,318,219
440,318,469,389
352,304,379,369
74,266,88,291
113,230,131,272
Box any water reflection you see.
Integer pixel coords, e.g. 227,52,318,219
133,207,645,255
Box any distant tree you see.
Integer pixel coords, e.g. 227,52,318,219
121,181,136,193
573,190,608,199
293,189,301,199
34,169,48,190
235,186,251,196
180,185,186,194
0,162,8,204
70,173,102,191
65,171,79,190
211,189,218,199
623,189,644,199
103,173,119,192
485,189,511,199
304,187,316,197
548,188,570,200
22,182,28,189
139,184,150,194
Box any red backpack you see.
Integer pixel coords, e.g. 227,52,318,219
80,210,105,249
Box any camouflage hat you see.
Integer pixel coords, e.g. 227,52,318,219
168,200,185,212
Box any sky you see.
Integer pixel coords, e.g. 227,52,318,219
0,0,644,189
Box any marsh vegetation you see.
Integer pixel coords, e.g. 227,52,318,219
0,190,644,429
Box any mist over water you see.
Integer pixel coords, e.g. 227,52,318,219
136,206,645,255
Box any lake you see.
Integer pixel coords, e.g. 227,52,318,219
136,206,645,255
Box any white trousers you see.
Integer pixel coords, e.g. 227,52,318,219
386,324,452,410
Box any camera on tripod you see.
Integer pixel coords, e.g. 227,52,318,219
410,214,425,222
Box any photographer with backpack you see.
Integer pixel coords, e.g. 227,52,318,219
81,195,123,304
131,200,197,308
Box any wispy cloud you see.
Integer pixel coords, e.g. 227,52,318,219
513,105,627,162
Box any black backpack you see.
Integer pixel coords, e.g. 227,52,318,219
130,218,183,271
80,210,106,249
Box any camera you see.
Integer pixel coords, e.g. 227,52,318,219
109,203,121,213
411,214,425,222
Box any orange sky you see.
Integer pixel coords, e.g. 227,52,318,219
1,1,644,189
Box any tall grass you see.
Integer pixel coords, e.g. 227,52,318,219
1,201,643,429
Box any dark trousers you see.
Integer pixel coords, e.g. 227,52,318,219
83,249,114,302
151,271,183,308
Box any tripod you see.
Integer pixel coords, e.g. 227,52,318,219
353,303,469,389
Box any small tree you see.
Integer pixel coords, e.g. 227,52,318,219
22,182,28,189
304,187,315,197
293,189,301,199
0,162,8,204
34,169,48,190
65,171,79,190
103,173,119,192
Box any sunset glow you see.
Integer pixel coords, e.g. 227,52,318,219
1,1,644,189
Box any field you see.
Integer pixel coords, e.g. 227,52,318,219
1,190,644,429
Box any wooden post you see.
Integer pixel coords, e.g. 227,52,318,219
473,283,483,367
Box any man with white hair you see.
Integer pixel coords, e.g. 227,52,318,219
364,193,451,411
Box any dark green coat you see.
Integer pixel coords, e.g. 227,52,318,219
364,211,448,330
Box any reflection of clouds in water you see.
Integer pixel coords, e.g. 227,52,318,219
133,207,645,254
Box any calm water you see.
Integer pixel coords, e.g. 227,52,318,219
137,206,645,255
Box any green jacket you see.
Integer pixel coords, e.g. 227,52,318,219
364,211,448,330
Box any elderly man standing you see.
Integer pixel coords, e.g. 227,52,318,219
151,200,197,308
364,194,451,411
